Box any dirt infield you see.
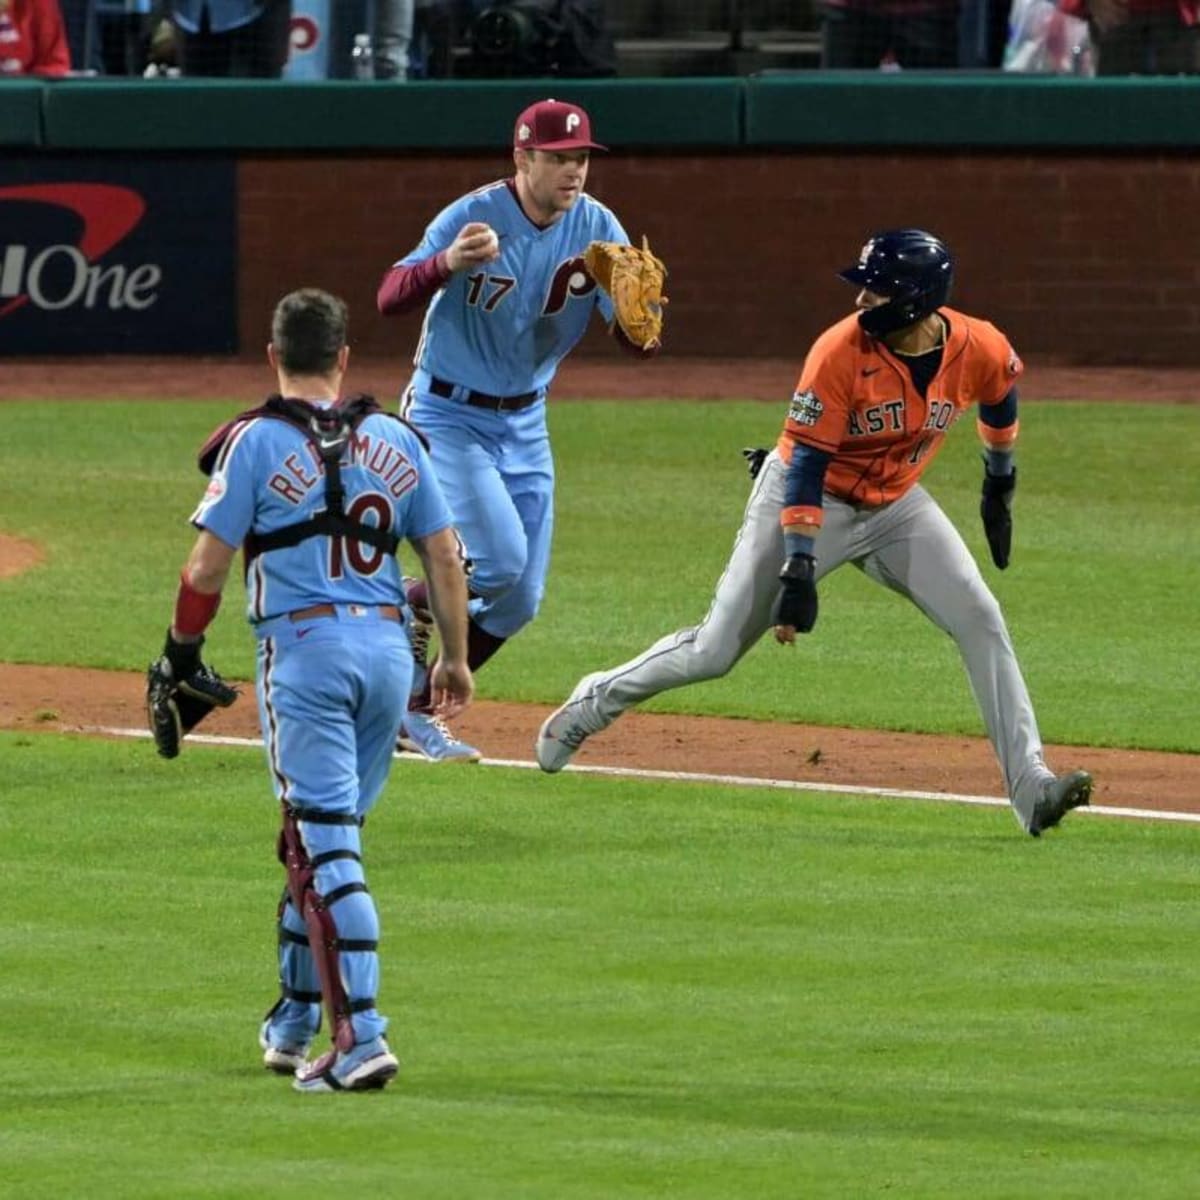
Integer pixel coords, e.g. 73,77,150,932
1,358,1195,819
0,662,1195,816
4,355,1200,404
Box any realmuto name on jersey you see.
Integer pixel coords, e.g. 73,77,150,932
266,430,421,505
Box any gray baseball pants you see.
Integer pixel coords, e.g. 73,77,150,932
581,450,1055,827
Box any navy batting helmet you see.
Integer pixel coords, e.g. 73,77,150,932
838,229,953,337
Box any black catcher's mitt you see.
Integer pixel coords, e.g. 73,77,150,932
147,631,238,759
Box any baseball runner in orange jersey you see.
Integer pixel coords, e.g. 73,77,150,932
537,229,1092,836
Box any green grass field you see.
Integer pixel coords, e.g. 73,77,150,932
0,394,1197,1196
0,398,1197,749
3,734,1198,1198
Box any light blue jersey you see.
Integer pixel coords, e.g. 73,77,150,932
399,179,627,396
191,406,452,624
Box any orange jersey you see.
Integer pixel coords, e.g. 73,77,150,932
777,307,1022,507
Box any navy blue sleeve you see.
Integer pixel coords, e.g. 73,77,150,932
784,442,833,508
978,385,1018,429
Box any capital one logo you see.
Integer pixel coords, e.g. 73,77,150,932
0,184,161,319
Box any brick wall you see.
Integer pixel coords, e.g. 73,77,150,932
239,152,1200,365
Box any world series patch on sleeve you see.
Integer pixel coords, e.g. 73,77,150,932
789,389,824,426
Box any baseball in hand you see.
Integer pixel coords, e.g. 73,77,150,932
454,222,501,269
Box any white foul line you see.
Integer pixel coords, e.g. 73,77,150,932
84,725,1200,827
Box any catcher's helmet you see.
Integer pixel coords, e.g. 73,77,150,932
838,229,953,337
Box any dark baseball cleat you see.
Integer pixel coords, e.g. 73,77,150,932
1029,769,1093,837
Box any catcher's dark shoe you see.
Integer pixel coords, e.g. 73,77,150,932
1029,769,1093,837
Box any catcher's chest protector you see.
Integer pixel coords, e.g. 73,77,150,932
198,394,423,561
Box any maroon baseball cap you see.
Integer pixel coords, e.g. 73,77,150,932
513,99,607,152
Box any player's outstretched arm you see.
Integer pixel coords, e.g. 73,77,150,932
147,531,240,758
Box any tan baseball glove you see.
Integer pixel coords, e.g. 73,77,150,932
583,236,668,351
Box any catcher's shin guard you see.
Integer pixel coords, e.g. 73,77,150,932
278,805,362,1053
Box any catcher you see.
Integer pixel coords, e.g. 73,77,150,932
148,288,473,1093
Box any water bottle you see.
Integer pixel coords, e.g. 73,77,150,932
351,33,375,81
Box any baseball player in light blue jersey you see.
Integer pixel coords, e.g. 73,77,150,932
154,289,473,1093
378,97,658,762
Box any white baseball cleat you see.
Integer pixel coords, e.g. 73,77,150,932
293,1037,399,1093
258,1020,311,1075
535,672,610,773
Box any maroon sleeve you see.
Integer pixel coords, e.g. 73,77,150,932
376,251,451,316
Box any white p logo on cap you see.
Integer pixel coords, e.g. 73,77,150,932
566,113,580,132
518,123,532,141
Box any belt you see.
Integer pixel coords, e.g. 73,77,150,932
287,603,402,624
428,375,540,412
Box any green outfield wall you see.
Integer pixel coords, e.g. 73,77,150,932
4,77,1200,363
6,75,1200,149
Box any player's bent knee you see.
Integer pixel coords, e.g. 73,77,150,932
685,637,742,681
471,562,527,597
943,585,1007,637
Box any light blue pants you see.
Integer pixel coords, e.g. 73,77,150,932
255,608,412,1046
404,382,554,640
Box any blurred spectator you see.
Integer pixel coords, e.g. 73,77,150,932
960,0,1013,64
375,0,413,77
1005,0,1094,70
819,0,959,67
97,0,157,75
168,0,291,75
0,0,71,74
58,0,100,71
1061,0,1199,71
409,0,467,76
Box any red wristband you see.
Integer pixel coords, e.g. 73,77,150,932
173,569,222,638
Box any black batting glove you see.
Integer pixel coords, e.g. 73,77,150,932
980,464,1017,570
773,554,818,634
741,447,769,481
